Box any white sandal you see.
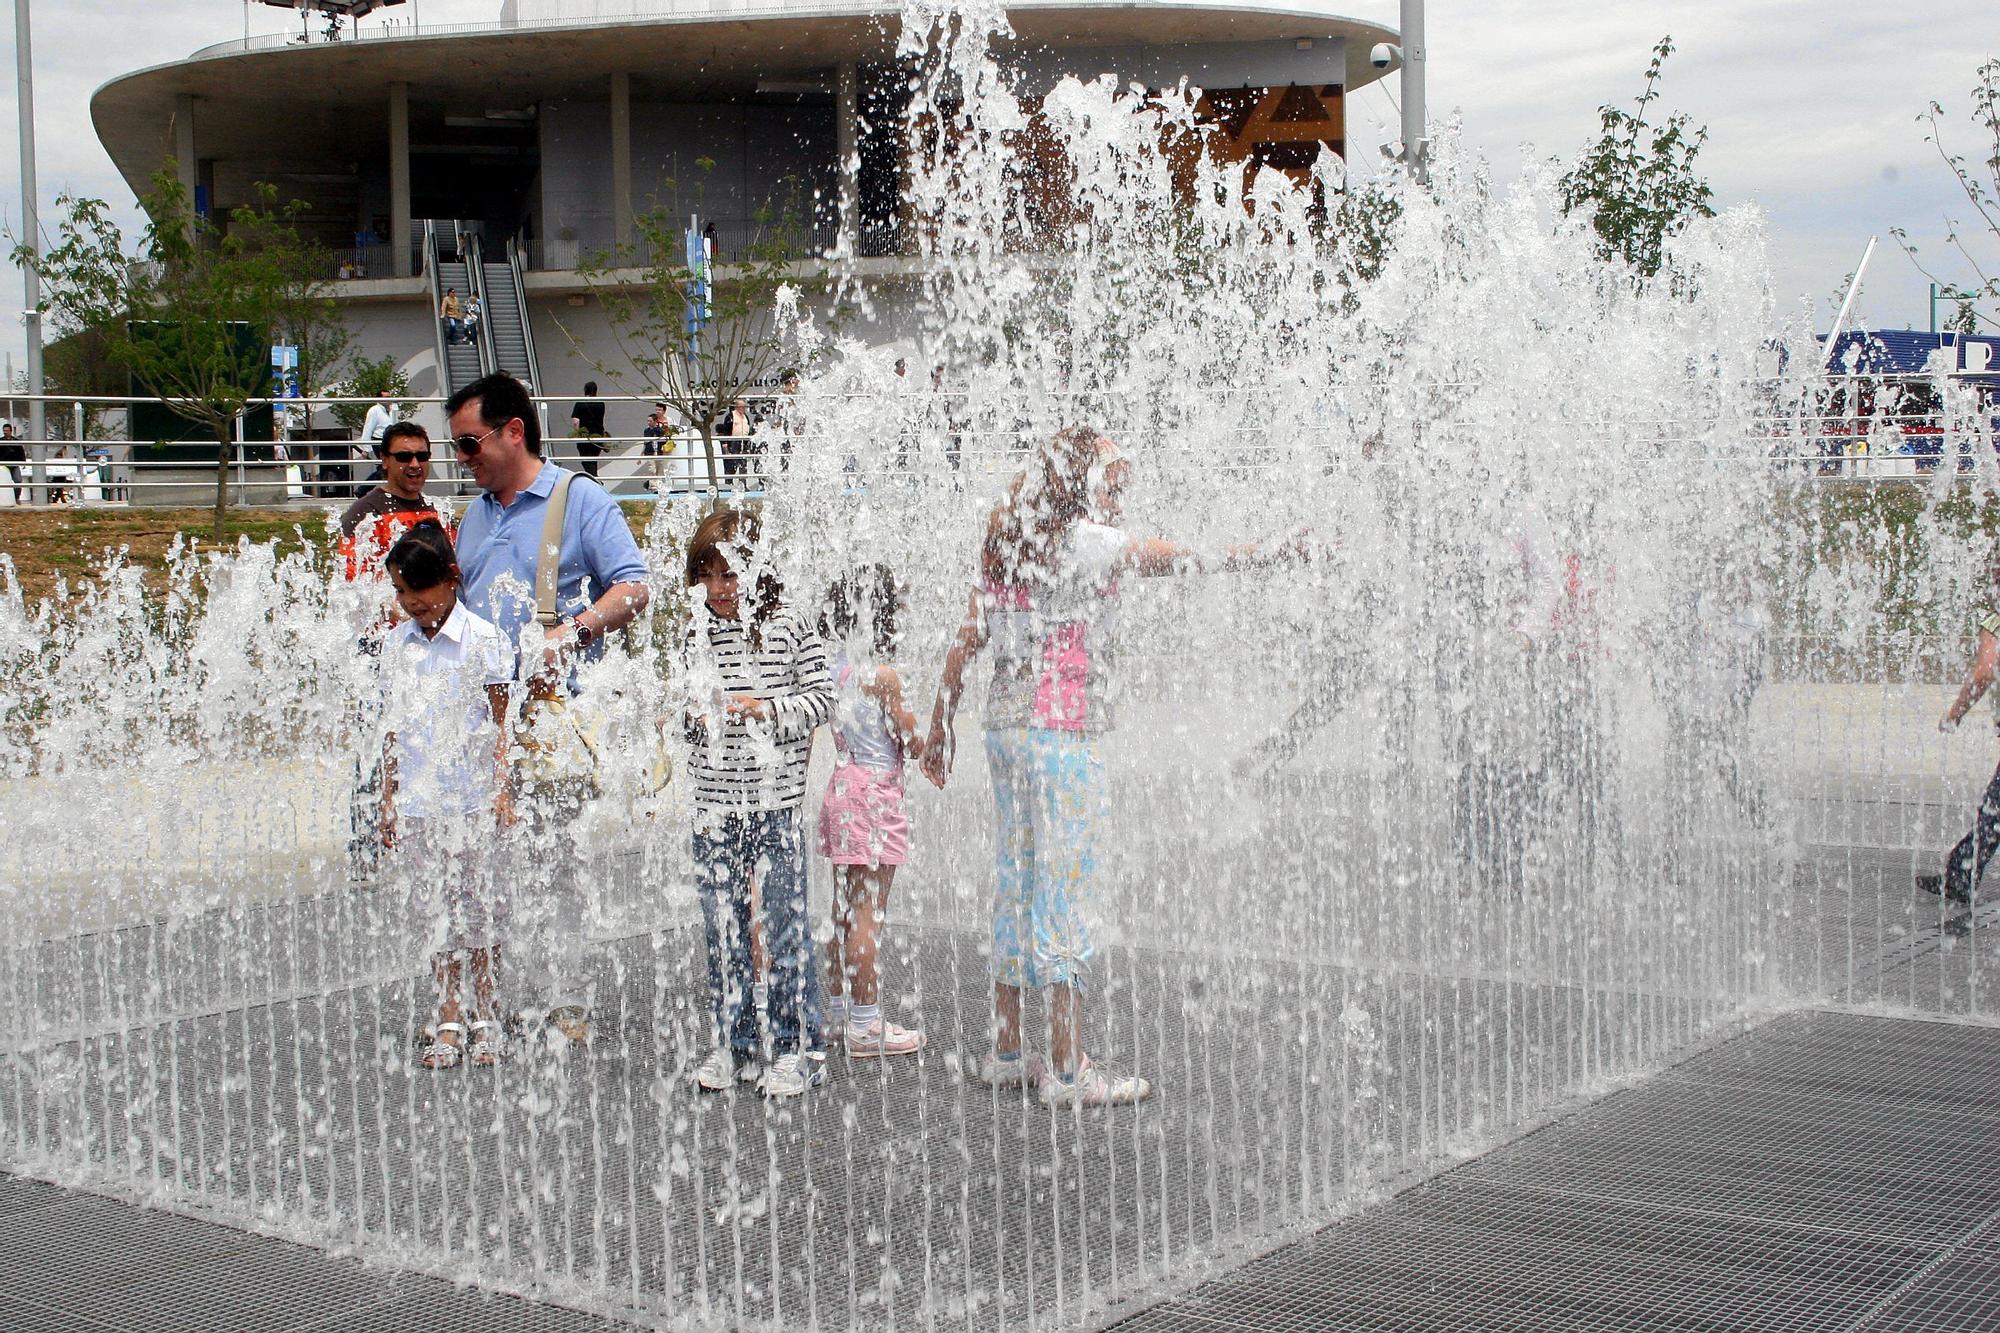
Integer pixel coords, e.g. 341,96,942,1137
467,1019,506,1068
420,1021,466,1071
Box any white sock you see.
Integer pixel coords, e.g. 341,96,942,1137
752,980,769,1012
849,1001,880,1031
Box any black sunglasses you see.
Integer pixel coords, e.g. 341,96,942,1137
451,421,510,457
386,449,431,464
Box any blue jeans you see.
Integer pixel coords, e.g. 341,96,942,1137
693,808,821,1060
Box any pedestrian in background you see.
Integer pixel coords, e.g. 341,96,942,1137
570,381,608,479
0,424,26,506
1924,551,2000,907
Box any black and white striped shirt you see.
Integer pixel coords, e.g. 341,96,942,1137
684,605,833,811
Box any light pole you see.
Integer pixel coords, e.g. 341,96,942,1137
1400,0,1426,182
15,0,45,495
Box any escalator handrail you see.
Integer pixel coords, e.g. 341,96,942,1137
463,233,499,380
423,219,452,398
505,234,542,396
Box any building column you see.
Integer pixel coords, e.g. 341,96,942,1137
173,94,198,235
611,71,633,249
836,61,859,252
389,81,411,277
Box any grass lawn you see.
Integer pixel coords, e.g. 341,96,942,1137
0,500,659,605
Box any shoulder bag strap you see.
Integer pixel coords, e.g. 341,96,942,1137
533,469,575,628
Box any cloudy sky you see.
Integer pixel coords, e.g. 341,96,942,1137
0,0,1985,370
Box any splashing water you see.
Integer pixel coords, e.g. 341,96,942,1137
3,3,1996,1328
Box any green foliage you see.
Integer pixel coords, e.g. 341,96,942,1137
329,355,414,435
1890,58,1999,335
562,180,827,491
16,168,349,535
1327,177,1403,306
1557,36,1715,282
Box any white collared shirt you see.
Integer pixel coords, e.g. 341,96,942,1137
383,601,514,820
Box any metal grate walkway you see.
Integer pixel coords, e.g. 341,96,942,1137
11,1009,2000,1329
1111,1009,2000,1332
0,1170,630,1331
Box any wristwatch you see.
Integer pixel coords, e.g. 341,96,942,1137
566,617,596,648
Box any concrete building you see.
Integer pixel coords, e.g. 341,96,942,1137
90,1,1399,448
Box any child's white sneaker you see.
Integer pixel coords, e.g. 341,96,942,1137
695,1046,745,1092
1038,1057,1152,1108
976,1051,1048,1088
846,1019,926,1058
759,1053,828,1098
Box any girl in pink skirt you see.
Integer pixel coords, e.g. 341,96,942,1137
817,565,927,1057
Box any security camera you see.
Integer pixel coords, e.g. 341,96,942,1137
1370,42,1401,71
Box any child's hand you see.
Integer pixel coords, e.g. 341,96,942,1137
1941,713,1961,734
920,722,953,788
725,694,771,722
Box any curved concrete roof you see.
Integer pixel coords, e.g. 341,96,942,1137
92,1,1397,195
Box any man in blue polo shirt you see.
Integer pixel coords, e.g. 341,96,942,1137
447,372,651,1047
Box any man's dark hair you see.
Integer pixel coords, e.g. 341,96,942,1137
446,372,541,457
384,519,458,591
583,380,598,396
379,420,429,454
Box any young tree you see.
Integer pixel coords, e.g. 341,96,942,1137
1891,58,1999,334
1558,36,1715,283
562,183,825,493
17,168,339,535
329,355,415,436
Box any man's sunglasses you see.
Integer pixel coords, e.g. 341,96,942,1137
386,449,431,464
451,421,512,457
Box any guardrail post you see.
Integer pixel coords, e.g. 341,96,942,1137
235,410,246,504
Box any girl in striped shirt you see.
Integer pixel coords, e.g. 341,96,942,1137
682,508,835,1098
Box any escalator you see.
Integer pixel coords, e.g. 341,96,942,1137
425,221,486,398
471,234,539,393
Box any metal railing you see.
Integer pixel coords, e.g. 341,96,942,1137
321,241,418,282
3,379,1998,509
186,3,915,61
529,217,842,270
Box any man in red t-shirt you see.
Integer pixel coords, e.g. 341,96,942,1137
339,421,453,584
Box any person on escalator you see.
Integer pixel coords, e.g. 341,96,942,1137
440,288,465,345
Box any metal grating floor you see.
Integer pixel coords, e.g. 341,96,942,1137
12,1009,2000,1331
1111,1009,2000,1332
4,916,1719,1331
0,1170,629,1332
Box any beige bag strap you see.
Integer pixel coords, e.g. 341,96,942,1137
534,469,574,628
